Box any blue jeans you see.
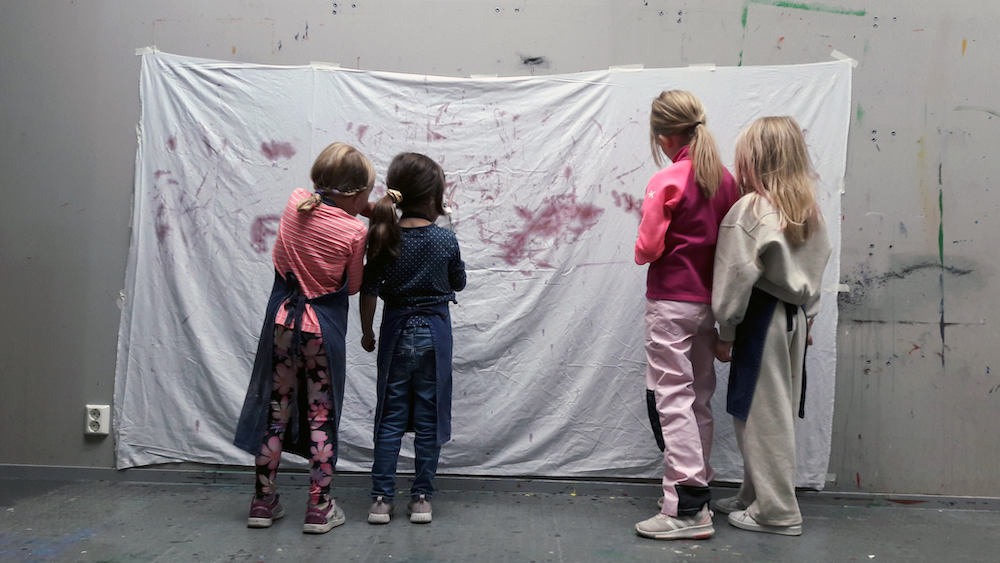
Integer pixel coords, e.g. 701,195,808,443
371,325,440,501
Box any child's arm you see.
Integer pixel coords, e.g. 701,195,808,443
449,240,466,292
346,230,367,295
635,173,684,265
711,216,764,343
360,294,377,352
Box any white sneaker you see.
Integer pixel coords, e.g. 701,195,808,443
728,509,802,536
635,505,714,540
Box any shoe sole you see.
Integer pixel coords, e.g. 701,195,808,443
635,522,714,540
247,507,285,528
368,512,392,524
409,512,432,524
728,514,801,536
303,514,346,534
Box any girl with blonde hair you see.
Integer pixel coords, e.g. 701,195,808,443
235,142,374,534
634,90,740,540
711,116,832,536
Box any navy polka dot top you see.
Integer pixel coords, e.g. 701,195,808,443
362,224,466,318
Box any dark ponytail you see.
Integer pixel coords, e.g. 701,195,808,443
366,191,402,266
366,153,446,267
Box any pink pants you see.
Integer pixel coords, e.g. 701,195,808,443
645,299,717,516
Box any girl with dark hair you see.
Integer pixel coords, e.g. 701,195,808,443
360,152,466,525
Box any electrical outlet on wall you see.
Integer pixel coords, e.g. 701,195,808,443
85,404,110,435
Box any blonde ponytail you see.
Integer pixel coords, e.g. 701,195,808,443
296,191,324,213
650,90,723,198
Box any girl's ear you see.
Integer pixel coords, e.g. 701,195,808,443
656,134,671,153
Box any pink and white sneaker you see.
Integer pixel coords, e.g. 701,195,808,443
303,498,346,534
247,494,285,528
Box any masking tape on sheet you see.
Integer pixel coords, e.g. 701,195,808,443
830,49,858,68
310,62,341,70
609,64,643,72
688,63,716,71
135,46,160,56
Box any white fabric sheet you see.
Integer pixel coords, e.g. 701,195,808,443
115,52,849,488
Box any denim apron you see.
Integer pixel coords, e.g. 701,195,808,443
727,287,808,422
374,302,454,447
234,270,349,460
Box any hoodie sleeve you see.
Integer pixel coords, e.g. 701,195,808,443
635,168,686,265
712,202,764,342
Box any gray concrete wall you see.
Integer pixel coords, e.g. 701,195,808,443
1,0,997,496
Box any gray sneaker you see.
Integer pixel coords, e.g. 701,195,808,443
635,505,715,540
368,496,394,524
711,495,747,515
407,494,432,524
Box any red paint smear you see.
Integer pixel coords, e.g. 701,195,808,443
261,141,296,161
856,473,861,487
346,122,354,131
435,103,451,124
611,190,643,219
250,214,281,253
167,136,177,151
909,345,921,354
356,125,369,143
154,170,171,179
497,194,604,265
886,499,928,505
426,125,447,141
564,166,572,179
155,204,171,243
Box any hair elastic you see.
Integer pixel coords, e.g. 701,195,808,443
387,189,403,204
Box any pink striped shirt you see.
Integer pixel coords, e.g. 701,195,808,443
272,188,367,333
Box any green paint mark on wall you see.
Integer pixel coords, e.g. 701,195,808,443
746,0,866,17
742,5,750,27
750,0,867,16
856,104,865,123
738,50,744,66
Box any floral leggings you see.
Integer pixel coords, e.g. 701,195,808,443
255,325,336,505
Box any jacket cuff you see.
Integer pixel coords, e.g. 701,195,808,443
719,325,737,342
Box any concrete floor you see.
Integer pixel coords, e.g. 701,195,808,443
1,477,998,562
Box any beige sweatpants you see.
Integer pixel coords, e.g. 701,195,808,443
732,304,806,527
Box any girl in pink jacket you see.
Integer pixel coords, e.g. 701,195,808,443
633,91,740,541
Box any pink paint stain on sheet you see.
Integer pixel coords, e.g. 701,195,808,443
251,214,281,253
167,136,177,151
611,190,643,219
497,194,604,266
155,204,171,244
261,141,296,161
356,125,369,143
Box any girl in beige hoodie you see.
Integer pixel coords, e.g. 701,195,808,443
711,117,832,536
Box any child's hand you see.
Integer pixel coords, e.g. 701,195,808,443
361,331,376,352
714,340,733,363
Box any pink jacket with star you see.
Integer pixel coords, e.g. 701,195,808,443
635,146,740,303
